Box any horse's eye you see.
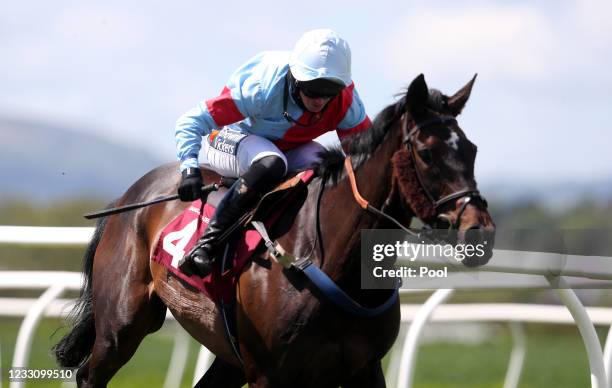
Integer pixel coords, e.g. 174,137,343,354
418,149,433,164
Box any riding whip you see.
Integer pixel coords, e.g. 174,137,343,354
83,183,219,219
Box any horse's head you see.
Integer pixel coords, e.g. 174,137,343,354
392,74,495,266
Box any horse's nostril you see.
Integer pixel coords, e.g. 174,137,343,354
463,226,495,250
460,225,495,267
464,225,483,240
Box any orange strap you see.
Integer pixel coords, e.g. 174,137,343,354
344,156,369,209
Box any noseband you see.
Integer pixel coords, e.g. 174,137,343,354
401,114,488,229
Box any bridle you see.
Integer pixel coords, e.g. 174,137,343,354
400,113,488,230
342,109,489,239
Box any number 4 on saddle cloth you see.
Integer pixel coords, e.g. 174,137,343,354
151,170,315,303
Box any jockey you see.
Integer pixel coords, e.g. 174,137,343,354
175,29,371,277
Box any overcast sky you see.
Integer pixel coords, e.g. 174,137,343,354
2,0,611,185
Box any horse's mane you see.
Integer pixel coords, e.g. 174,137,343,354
313,88,448,221
313,97,405,184
314,88,446,186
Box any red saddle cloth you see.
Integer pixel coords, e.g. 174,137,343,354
151,170,314,303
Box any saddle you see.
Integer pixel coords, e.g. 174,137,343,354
151,170,315,303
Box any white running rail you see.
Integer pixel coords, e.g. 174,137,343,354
1,226,612,388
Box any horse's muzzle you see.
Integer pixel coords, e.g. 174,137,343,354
458,225,496,267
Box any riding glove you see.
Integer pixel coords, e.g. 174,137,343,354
178,167,203,202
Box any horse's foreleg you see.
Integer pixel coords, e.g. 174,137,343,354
341,360,386,388
78,282,166,388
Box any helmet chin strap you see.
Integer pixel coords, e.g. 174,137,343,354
287,72,306,109
282,73,327,125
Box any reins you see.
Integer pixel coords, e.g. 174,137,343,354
343,156,421,238
341,110,489,236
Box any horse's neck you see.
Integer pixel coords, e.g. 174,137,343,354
319,133,402,281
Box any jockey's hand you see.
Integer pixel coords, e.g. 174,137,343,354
178,167,204,201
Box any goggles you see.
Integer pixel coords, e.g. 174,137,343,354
300,86,339,99
296,78,345,99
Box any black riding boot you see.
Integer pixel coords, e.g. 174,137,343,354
178,177,261,277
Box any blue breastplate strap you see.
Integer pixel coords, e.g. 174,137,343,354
251,220,399,318
295,258,399,318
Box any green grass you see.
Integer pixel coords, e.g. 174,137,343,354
0,317,202,387
412,327,592,388
0,318,601,387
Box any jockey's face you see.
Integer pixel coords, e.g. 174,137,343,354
299,91,332,113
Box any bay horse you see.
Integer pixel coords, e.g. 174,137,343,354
53,74,495,387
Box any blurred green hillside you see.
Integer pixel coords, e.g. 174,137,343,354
0,117,166,202
489,198,612,230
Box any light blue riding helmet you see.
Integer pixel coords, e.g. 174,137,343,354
289,29,352,87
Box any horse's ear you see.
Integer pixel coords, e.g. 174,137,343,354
447,74,477,116
405,74,429,117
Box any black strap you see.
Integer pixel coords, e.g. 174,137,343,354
219,243,244,366
315,177,326,263
401,114,488,219
282,74,325,127
434,189,480,209
282,75,305,126
403,115,457,143
365,204,421,238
